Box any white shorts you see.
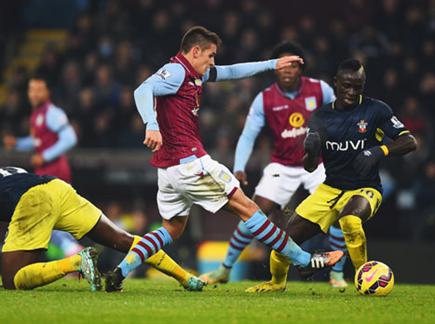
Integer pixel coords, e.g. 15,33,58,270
157,155,240,220
254,162,325,209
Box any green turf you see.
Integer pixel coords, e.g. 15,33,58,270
0,279,434,323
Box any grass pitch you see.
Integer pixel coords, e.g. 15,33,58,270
0,279,434,323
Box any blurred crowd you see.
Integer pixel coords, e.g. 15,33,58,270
0,0,434,240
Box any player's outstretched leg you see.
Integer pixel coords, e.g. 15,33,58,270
86,214,204,292
104,216,206,292
227,190,344,281
243,209,343,268
105,235,206,292
328,225,348,288
245,210,342,293
200,221,253,285
105,227,173,292
11,247,100,291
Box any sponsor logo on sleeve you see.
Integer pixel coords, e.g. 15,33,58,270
391,116,405,129
156,69,171,80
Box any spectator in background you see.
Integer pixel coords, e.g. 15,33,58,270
93,64,120,108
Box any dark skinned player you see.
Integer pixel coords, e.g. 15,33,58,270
248,58,417,292
0,167,205,291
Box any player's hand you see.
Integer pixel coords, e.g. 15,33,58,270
3,135,16,150
353,146,385,176
234,170,248,186
31,153,44,168
144,130,163,152
275,55,304,70
304,131,321,156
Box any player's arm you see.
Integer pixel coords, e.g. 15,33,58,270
203,56,304,82
303,114,323,172
353,102,417,176
40,107,77,164
303,133,321,172
5,135,35,151
134,63,185,151
233,93,265,185
387,132,417,155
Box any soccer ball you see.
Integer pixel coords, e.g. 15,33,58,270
354,261,394,296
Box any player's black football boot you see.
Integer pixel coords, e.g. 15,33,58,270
105,267,125,292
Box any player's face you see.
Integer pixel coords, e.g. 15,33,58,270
192,43,217,75
275,52,302,90
28,79,50,108
335,71,366,107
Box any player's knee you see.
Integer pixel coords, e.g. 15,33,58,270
162,219,186,241
228,189,259,220
253,196,275,215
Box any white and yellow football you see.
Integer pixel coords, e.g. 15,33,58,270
354,261,395,296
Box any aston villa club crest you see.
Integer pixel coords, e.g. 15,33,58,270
305,96,317,111
357,119,368,133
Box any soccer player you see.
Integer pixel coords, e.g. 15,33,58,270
105,26,344,292
3,75,83,258
0,166,205,291
246,58,417,292
200,41,349,290
3,75,77,182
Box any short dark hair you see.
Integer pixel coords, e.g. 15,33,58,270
337,58,364,74
29,73,52,90
180,26,222,53
271,41,306,68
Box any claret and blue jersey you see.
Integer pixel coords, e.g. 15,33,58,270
134,52,281,168
309,96,409,192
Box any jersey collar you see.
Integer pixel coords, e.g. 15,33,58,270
34,100,51,112
332,95,363,110
172,52,202,79
274,77,305,100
